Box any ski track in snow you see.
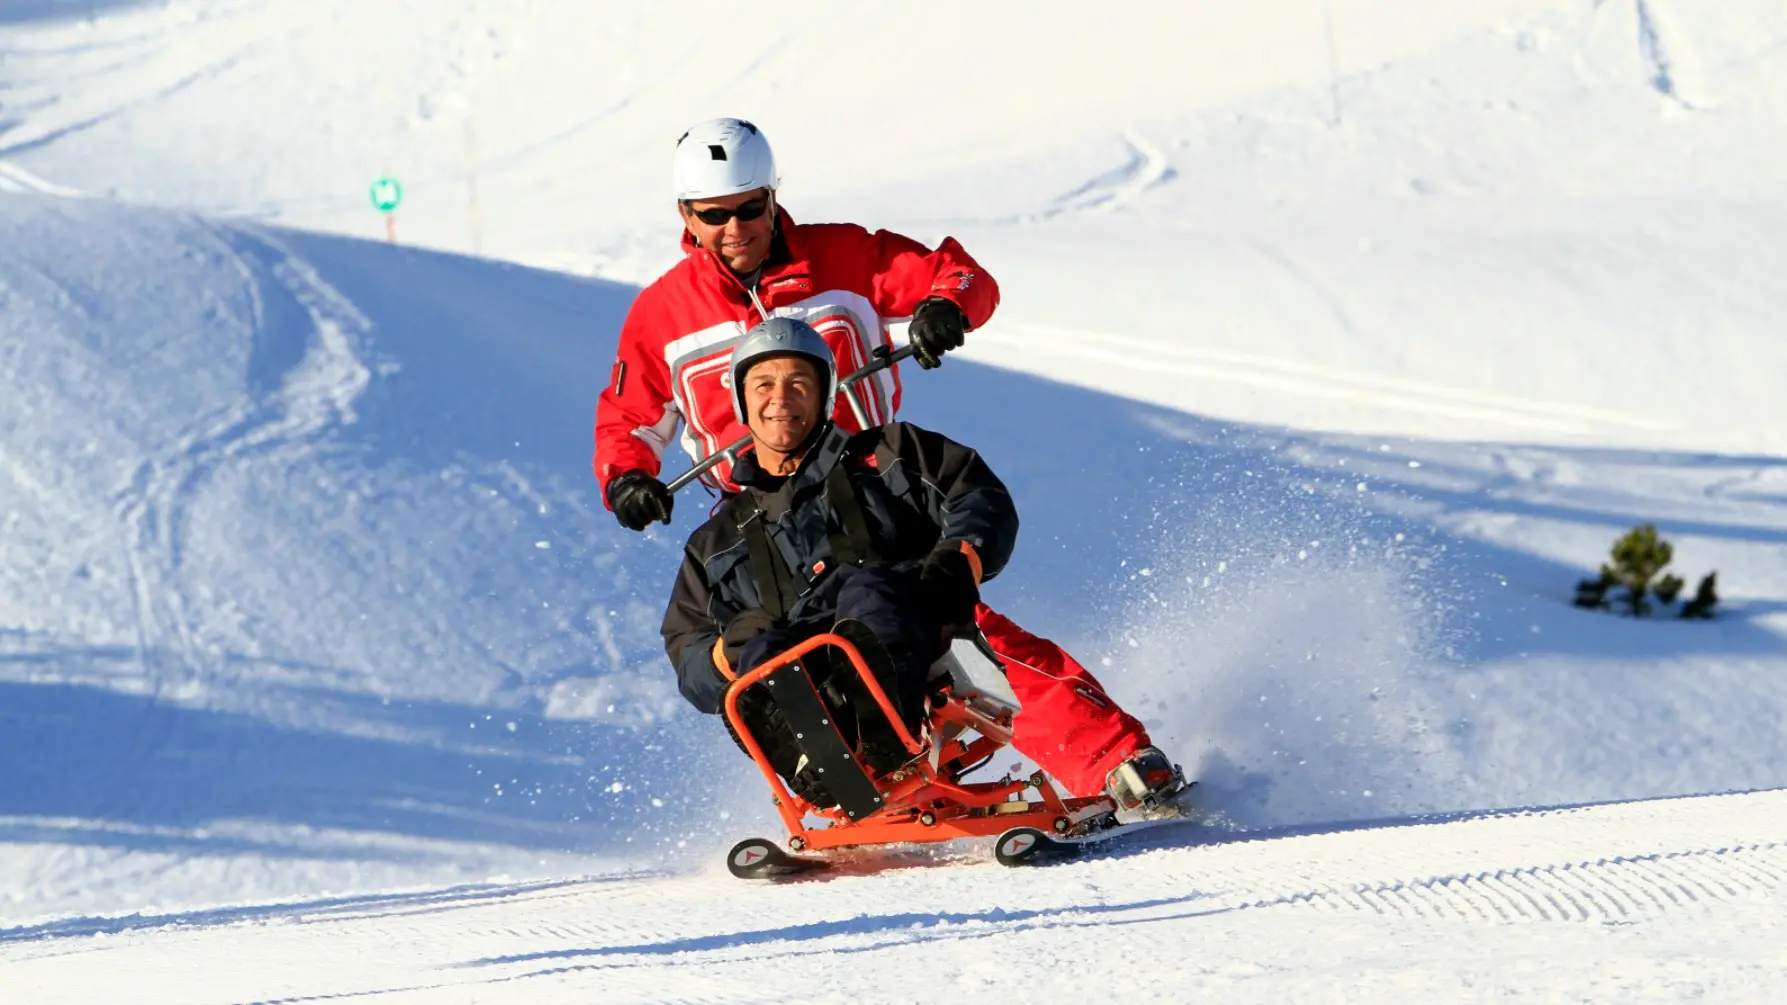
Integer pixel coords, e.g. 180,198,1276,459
5,788,1784,1002
1019,131,1176,222
0,160,81,196
1268,840,1786,922
109,223,372,698
0,11,264,161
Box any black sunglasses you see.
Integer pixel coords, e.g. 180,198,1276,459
685,197,770,226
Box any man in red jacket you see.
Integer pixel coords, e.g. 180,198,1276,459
594,117,1185,814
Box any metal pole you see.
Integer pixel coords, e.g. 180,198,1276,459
839,382,871,430
665,344,916,494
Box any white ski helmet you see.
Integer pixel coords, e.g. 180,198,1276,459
673,117,778,201
729,317,836,424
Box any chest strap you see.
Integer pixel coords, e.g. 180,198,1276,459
824,457,878,569
740,509,795,621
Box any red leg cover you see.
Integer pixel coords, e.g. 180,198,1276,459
973,604,1152,797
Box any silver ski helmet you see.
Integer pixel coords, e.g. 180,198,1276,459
729,317,836,425
673,117,778,201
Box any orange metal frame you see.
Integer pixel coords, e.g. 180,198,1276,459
723,632,1113,852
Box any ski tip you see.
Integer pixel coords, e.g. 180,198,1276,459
994,826,1080,867
727,837,828,880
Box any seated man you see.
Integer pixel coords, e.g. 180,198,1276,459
661,317,1186,812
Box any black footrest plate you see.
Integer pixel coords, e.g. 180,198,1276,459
767,660,883,820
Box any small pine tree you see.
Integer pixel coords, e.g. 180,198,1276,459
1608,523,1672,616
1574,525,1717,620
1574,566,1616,609
1680,572,1719,619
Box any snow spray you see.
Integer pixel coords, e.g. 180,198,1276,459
1092,464,1472,830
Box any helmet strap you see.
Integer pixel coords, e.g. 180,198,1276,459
792,418,834,465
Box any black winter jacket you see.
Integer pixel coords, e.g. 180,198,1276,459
661,421,1018,713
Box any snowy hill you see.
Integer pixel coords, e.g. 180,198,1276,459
2,0,1786,999
0,193,720,915
6,0,1785,450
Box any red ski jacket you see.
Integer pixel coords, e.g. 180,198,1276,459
593,208,999,500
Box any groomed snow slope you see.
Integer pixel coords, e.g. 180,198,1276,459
9,790,1787,1002
2,0,1786,999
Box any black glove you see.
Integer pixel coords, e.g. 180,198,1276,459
908,296,968,370
607,470,673,531
721,607,778,671
919,545,980,628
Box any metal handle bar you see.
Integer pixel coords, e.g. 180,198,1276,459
665,343,918,494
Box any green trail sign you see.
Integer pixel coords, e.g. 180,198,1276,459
369,177,403,213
